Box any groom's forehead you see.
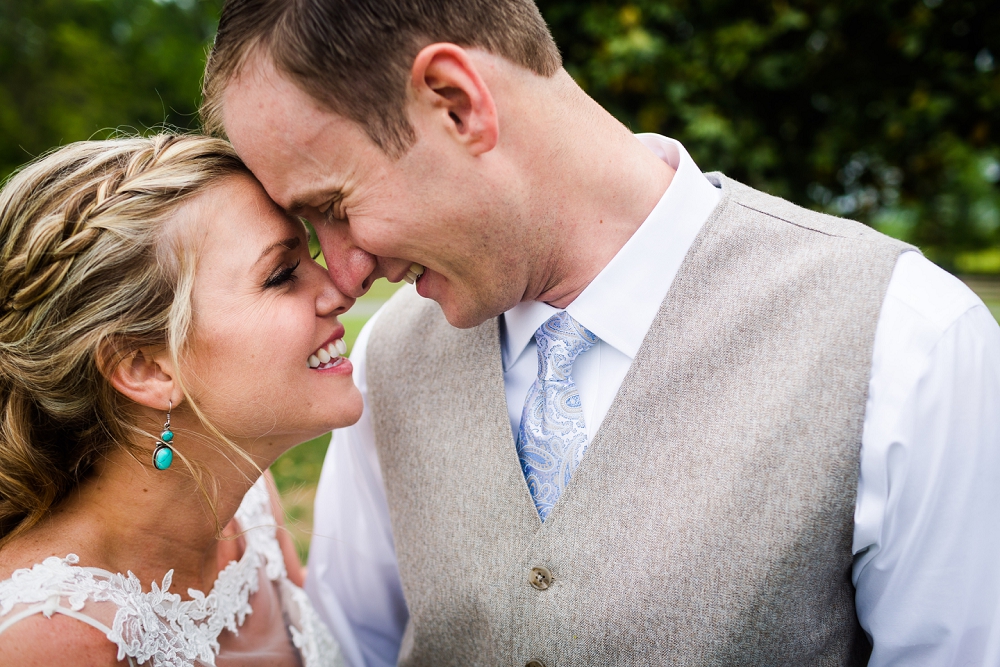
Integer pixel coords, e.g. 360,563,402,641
222,62,358,204
226,54,375,152
223,54,322,136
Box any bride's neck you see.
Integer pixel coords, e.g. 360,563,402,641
40,444,260,594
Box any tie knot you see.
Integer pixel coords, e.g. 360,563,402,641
534,311,597,382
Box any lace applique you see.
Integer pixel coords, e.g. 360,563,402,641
283,581,343,667
0,477,342,667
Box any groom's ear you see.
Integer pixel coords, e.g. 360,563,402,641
99,341,184,411
409,43,499,156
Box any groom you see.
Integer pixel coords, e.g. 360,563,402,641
203,1,1000,665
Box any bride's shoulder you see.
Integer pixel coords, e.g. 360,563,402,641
0,610,124,666
0,555,128,664
0,540,73,580
0,514,98,579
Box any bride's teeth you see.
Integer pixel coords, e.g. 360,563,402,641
333,338,348,355
403,272,416,284
325,342,337,357
316,347,332,363
308,354,321,368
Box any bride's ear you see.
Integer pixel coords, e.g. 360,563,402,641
100,342,184,411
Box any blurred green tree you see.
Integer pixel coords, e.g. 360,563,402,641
0,0,221,180
538,0,1000,271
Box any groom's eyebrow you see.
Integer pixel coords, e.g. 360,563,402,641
254,236,302,265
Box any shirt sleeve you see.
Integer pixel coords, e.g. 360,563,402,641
305,309,409,667
854,251,1000,665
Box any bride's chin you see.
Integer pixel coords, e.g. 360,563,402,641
335,390,365,428
303,388,364,435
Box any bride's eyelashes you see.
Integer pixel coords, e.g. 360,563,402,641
263,259,301,289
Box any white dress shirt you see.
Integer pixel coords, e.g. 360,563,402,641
306,134,1000,667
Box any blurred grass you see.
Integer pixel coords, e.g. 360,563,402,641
271,432,330,562
270,274,999,562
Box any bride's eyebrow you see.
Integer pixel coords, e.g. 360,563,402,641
254,236,301,266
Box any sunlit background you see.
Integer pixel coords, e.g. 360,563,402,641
2,0,997,558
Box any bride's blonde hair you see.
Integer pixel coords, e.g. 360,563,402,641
0,134,248,546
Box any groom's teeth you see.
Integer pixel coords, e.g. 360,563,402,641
403,263,425,284
317,347,332,363
333,338,348,355
308,354,321,368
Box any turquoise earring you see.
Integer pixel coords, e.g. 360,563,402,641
152,400,175,470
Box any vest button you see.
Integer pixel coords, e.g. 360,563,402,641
529,566,553,590
526,661,546,667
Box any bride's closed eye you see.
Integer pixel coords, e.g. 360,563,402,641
263,259,301,289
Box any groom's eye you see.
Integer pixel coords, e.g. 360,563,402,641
323,196,346,222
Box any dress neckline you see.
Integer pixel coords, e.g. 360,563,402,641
0,478,288,667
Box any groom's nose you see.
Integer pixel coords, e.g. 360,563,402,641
314,222,380,298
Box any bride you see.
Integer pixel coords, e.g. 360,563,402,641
0,135,360,666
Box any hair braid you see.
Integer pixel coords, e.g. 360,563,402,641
0,134,247,546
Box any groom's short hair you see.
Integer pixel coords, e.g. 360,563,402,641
201,0,561,157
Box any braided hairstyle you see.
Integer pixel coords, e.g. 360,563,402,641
0,135,247,546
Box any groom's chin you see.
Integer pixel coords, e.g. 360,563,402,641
433,290,506,330
434,295,495,330
415,269,514,329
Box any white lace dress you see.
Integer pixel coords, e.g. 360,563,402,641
0,478,343,667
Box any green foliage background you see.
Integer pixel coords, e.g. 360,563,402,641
0,0,220,168
539,0,1000,271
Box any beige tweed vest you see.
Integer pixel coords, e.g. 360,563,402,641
367,174,910,666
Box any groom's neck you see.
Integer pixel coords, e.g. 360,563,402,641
511,74,675,309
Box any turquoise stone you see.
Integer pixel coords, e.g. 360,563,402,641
153,445,173,470
161,430,174,442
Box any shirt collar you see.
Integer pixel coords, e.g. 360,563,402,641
501,134,722,371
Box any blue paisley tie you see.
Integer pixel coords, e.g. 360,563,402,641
516,311,598,522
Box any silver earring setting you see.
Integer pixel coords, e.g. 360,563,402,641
152,400,175,470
